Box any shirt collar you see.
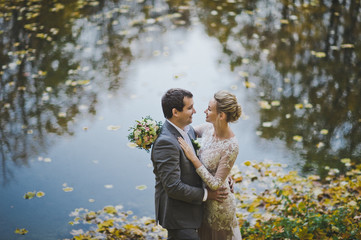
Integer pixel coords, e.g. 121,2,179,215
166,119,190,135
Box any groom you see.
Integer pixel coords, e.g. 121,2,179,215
151,88,228,240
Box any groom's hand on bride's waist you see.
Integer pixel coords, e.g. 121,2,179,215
207,187,228,203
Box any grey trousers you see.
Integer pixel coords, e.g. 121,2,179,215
167,228,199,240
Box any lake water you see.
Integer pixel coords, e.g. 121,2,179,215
1,0,360,239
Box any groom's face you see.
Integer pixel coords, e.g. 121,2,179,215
177,97,196,127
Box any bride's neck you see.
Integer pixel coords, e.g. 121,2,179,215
213,121,230,139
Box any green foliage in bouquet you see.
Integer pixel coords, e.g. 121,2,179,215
128,116,162,152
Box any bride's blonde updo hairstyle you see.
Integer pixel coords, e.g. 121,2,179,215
214,90,242,123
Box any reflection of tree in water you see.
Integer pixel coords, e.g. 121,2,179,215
197,0,361,176
0,0,188,184
2,0,359,183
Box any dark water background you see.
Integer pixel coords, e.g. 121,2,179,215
1,0,360,239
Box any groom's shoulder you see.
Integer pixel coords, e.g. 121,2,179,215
153,128,177,148
155,130,174,144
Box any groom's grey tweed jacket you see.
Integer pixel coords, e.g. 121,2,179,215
151,120,204,229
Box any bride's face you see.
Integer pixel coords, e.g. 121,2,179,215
204,98,218,123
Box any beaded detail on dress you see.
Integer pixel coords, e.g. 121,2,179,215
195,123,242,240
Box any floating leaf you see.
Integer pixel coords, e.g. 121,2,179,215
316,142,325,148
311,51,326,58
244,161,252,166
136,185,147,190
63,187,74,192
76,80,90,85
36,191,45,198
341,158,351,164
153,50,161,56
262,122,272,127
98,219,114,232
307,175,320,181
305,103,313,108
284,77,291,83
243,81,256,88
107,125,121,131
341,43,354,48
293,135,303,142
320,129,328,135
70,229,84,236
259,101,271,109
238,71,249,77
24,191,36,199
271,101,280,106
104,205,117,214
242,58,250,64
294,103,303,109
104,184,113,189
15,228,28,235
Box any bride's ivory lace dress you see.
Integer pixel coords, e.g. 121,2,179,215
195,123,242,240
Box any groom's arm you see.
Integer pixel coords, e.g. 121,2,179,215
153,138,204,205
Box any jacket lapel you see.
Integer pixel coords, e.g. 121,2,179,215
163,121,196,153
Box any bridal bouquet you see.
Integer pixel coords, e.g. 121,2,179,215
128,116,162,152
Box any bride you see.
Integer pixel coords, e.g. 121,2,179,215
178,90,242,240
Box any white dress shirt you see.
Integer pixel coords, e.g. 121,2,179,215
167,120,208,201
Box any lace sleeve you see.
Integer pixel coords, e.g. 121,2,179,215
194,123,212,138
196,141,239,190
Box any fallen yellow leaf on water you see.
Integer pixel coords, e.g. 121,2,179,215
63,187,74,192
305,103,313,108
341,158,351,164
127,142,137,148
24,191,36,199
104,205,117,214
341,43,354,48
75,79,90,85
294,103,303,109
313,51,326,58
262,122,272,127
243,81,256,88
316,142,325,148
36,191,45,198
307,175,320,181
136,185,147,190
284,77,291,83
244,161,252,166
238,71,249,77
15,228,28,235
293,135,303,142
259,101,271,109
320,129,328,135
271,101,280,106
107,125,121,131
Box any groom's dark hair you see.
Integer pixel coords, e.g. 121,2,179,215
162,88,193,119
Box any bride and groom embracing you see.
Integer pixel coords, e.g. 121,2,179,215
151,88,242,240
